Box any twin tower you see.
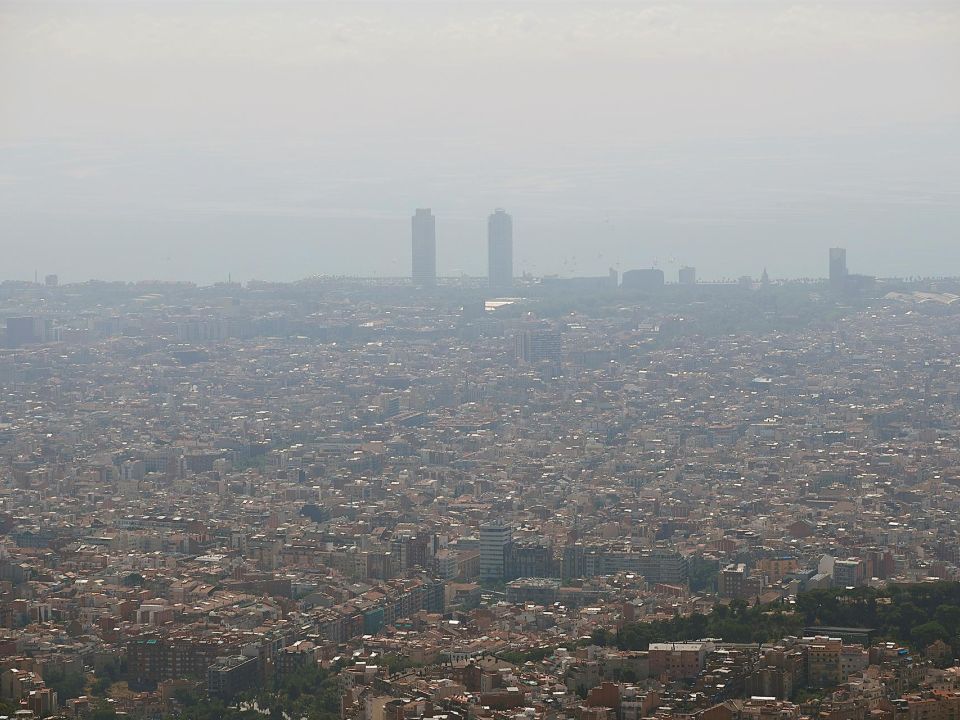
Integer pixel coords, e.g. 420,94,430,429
411,208,513,290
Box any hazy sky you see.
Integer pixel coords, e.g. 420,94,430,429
2,1,958,283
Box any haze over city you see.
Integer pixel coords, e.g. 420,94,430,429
2,1,959,283
7,3,960,720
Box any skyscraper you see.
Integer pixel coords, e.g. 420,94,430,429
480,521,512,582
678,266,696,285
488,209,513,290
829,248,847,285
516,328,562,366
411,208,436,286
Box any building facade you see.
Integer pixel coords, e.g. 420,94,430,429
412,208,437,286
488,209,513,290
479,522,511,582
829,247,847,285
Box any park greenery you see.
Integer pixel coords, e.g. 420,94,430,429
611,581,960,655
608,598,800,650
795,582,960,652
176,660,341,720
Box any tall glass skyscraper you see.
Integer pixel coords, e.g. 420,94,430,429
829,247,847,285
411,208,436,286
488,209,513,290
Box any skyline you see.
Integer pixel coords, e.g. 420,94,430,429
2,1,958,284
1,237,954,286
2,153,958,285
0,206,940,286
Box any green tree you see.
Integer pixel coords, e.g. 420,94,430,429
89,709,119,720
689,556,720,592
913,621,949,647
44,668,86,700
91,676,111,696
173,687,199,707
122,572,144,587
934,605,960,635
590,628,611,647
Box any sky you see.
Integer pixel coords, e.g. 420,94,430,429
1,0,959,284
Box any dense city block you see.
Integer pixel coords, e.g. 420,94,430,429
1,272,960,720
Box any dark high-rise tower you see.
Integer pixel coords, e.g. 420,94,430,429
829,247,847,285
411,209,436,286
516,327,561,365
487,209,513,290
